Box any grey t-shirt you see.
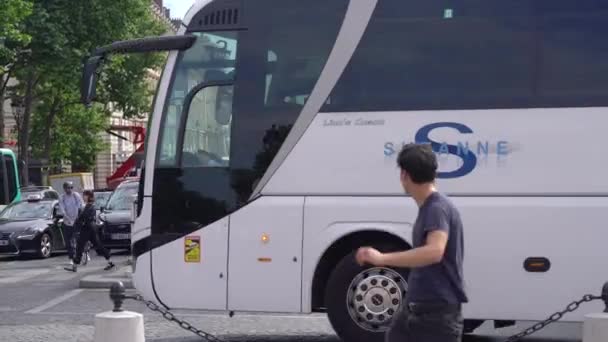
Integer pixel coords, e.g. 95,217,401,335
406,191,468,304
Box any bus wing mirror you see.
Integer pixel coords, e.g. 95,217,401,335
81,55,104,107
80,35,198,107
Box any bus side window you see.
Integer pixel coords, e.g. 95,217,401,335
3,155,17,203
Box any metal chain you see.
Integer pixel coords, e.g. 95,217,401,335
128,294,225,342
505,294,601,342
122,291,603,342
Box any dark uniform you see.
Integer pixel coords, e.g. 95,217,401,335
65,200,115,272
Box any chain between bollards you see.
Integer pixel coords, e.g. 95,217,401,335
108,280,608,341
108,281,224,341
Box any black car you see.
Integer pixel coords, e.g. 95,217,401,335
0,195,67,258
98,180,137,250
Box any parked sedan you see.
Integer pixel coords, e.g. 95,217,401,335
0,195,67,258
98,180,137,250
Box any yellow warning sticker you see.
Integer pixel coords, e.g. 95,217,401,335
184,235,201,263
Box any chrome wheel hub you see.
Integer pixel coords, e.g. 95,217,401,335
346,267,407,332
40,236,51,257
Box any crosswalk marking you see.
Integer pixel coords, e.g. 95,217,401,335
0,264,107,285
25,289,84,314
43,265,105,282
0,268,51,284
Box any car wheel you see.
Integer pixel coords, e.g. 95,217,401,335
38,233,53,259
325,244,410,342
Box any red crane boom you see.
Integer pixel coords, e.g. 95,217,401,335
105,125,146,190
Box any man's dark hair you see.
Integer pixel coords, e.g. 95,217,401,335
83,190,95,203
397,143,438,184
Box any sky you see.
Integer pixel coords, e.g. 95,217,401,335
164,0,191,19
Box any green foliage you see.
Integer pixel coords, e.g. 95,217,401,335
57,106,109,171
0,0,32,73
12,0,170,173
31,101,108,171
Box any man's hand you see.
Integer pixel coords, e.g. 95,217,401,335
355,247,385,266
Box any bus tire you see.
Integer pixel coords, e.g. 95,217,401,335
325,244,409,342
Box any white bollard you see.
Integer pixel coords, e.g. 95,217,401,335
93,281,145,342
94,310,145,342
582,282,608,342
583,312,608,342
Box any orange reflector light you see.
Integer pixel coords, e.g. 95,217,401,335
261,233,269,243
524,257,551,272
258,257,272,262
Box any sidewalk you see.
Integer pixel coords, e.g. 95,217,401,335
79,263,133,289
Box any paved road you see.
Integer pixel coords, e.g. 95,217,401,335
0,252,585,342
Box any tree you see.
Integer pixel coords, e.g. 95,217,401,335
0,0,32,73
9,0,71,184
12,0,167,183
31,103,108,172
0,0,32,146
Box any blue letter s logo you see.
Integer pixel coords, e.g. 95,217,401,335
415,122,477,179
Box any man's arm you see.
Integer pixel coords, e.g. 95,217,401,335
58,195,66,216
75,192,84,210
377,230,448,268
366,205,450,268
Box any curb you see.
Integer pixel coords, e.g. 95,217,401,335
79,266,133,289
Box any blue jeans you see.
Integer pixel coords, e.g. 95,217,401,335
63,224,75,260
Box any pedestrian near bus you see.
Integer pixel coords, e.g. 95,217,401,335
356,143,468,342
58,181,84,265
64,190,115,272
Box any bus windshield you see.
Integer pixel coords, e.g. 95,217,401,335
158,31,237,167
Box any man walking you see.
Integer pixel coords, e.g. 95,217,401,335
64,190,115,272
58,181,83,265
356,143,468,342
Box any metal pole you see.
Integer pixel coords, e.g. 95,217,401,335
110,281,126,312
602,281,608,313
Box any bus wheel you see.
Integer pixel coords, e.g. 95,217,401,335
325,247,409,342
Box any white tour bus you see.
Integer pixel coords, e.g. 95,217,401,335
81,0,608,340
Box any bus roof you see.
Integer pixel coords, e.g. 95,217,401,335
183,0,212,28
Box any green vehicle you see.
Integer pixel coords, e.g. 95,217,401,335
0,148,21,210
